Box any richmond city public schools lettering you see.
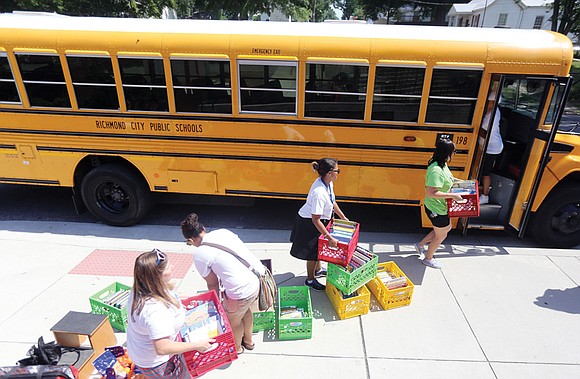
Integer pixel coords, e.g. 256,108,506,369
95,120,203,133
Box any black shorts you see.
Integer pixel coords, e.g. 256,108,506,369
481,153,500,176
424,206,450,228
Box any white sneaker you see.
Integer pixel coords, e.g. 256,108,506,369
479,194,489,205
421,258,442,269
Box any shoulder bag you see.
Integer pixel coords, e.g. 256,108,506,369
201,241,277,311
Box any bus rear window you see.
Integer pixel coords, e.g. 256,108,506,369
0,55,20,103
171,59,232,114
426,68,482,124
67,56,119,110
16,54,71,108
372,66,425,122
118,57,168,112
305,63,368,120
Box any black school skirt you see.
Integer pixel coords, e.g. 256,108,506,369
289,216,330,261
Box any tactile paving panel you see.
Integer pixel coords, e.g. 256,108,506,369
70,249,193,278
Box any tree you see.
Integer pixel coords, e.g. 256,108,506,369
551,0,580,38
333,0,364,20
0,0,179,18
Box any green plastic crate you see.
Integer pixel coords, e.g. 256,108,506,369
277,286,312,340
327,252,378,295
89,282,131,332
252,311,275,332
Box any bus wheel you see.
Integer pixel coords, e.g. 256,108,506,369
81,164,151,226
531,184,580,248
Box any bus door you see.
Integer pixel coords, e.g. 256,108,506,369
506,76,572,237
461,75,502,235
465,74,571,237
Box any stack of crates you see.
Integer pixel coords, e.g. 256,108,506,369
325,245,378,320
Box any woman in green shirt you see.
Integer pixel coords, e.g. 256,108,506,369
416,139,463,269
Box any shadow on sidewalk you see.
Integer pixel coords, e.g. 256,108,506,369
534,287,580,314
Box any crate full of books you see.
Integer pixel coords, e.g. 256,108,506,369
252,311,275,332
318,219,360,267
326,281,371,320
327,246,378,295
277,286,313,340
366,261,414,310
447,179,480,217
89,282,131,332
180,290,237,378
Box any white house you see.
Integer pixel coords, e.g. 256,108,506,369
447,0,553,29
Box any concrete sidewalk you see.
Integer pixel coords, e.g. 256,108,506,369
1,221,580,379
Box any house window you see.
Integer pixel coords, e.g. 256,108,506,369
533,16,543,29
498,13,508,26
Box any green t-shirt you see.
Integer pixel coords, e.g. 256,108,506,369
424,162,453,216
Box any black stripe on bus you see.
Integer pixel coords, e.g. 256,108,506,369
226,189,420,205
0,108,474,133
0,144,17,150
35,145,465,171
0,177,60,185
0,128,469,155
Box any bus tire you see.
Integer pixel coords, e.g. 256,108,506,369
81,164,151,226
531,184,580,248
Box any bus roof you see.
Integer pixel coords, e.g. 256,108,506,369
0,12,570,45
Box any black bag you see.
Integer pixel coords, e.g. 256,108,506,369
18,337,62,366
18,337,81,367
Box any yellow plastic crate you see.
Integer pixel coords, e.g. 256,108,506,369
366,261,414,310
326,281,370,320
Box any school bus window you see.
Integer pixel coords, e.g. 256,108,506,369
238,61,297,114
118,57,168,112
372,66,425,122
170,59,232,114
547,84,565,126
15,54,71,108
425,68,482,124
0,54,20,103
67,56,119,110
305,63,368,120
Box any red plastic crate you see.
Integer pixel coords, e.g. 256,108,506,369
181,290,237,378
446,180,480,217
318,220,360,267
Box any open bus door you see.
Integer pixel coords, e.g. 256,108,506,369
464,75,572,238
507,76,572,237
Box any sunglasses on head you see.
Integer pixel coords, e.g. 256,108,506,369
153,248,166,266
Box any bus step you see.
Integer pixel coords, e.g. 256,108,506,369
467,223,505,231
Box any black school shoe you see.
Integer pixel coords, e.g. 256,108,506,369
315,268,327,277
305,278,325,291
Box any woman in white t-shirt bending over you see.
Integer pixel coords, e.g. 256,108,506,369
126,249,216,379
181,213,262,355
289,158,349,291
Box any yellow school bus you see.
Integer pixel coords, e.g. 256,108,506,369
0,13,577,246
